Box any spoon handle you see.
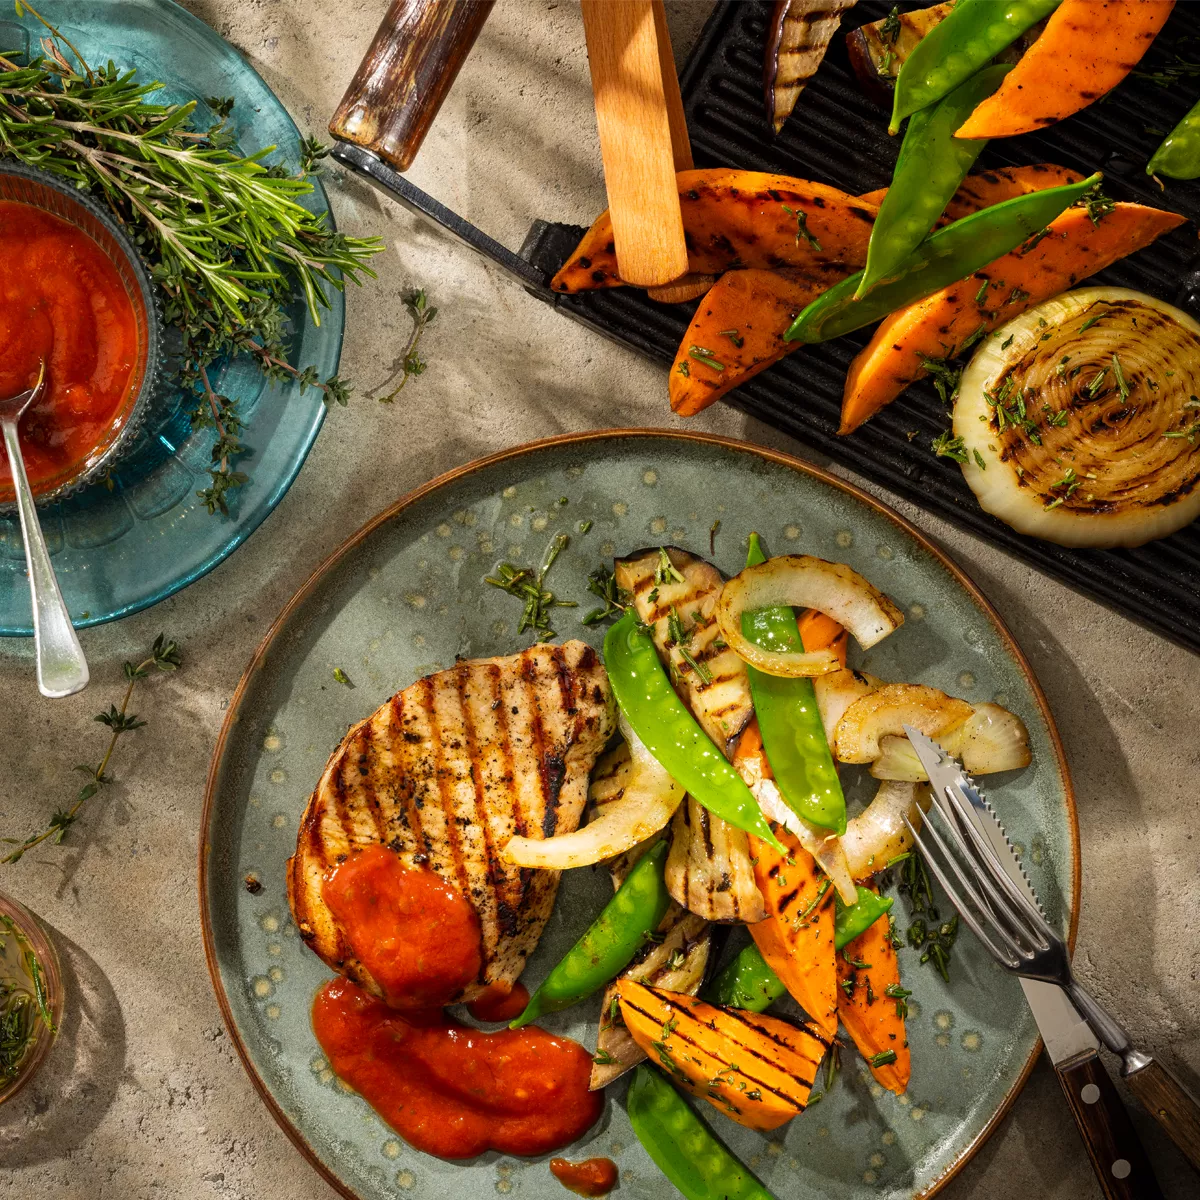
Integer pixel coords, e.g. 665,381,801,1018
1,419,89,698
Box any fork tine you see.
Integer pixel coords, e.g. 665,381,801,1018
913,808,1035,955
930,783,1053,951
903,816,1022,970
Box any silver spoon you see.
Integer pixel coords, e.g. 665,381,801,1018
0,360,89,697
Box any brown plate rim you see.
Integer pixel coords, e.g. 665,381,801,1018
199,427,1080,1200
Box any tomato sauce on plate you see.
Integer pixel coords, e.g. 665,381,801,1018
549,1157,619,1196
0,201,139,497
312,844,602,1160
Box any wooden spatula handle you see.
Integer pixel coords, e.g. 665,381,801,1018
330,0,494,172
581,0,689,288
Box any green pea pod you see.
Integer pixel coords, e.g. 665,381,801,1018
604,611,782,850
785,172,1101,344
703,942,786,1013
742,533,846,834
1148,97,1200,180
510,839,671,1028
859,64,1012,299
834,887,894,949
890,0,1062,134
627,1065,780,1200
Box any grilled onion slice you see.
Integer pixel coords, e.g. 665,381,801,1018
812,667,882,745
842,781,931,880
834,683,972,763
871,702,1031,780
504,717,684,869
955,287,1200,548
716,555,904,677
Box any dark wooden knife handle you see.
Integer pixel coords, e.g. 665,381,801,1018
1057,1049,1165,1199
1124,1056,1200,1174
330,0,495,172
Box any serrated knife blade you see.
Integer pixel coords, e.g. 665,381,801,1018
903,727,1099,1066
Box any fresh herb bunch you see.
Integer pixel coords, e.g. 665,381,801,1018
0,3,385,514
2,633,181,864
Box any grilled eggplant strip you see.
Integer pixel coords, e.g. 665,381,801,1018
589,905,711,1090
765,0,859,134
613,547,764,923
665,798,766,923
288,641,615,1004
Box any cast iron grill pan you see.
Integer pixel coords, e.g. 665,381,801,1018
525,1,1200,654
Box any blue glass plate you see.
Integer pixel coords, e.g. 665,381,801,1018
0,0,342,634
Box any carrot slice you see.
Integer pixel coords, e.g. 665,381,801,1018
616,980,828,1130
836,891,910,1094
749,829,838,1038
956,1,1176,140
796,608,848,665
551,169,878,293
840,202,1185,434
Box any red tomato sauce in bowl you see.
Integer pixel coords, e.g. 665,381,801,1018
0,199,142,504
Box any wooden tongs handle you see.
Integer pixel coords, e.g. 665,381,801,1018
580,0,689,289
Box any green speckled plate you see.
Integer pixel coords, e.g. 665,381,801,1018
201,431,1078,1200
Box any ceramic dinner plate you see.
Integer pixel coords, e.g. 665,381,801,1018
0,1,341,634
201,431,1078,1200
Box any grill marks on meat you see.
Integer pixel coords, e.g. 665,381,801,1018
289,641,615,1003
613,547,764,924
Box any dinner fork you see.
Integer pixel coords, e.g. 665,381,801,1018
0,360,89,698
902,726,1200,1187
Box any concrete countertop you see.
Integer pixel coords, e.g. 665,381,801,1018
1,2,1196,1197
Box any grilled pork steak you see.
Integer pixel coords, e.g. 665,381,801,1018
288,640,616,1003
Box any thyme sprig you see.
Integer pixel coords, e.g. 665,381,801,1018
0,4,385,513
1,634,181,865
379,289,437,402
485,533,576,641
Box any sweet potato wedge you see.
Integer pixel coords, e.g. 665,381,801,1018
839,201,1186,434
836,892,910,1094
668,170,1081,418
956,1,1175,139
551,169,878,293
670,269,840,416
749,828,838,1038
616,980,828,1130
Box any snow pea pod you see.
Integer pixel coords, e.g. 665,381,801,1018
627,1065,779,1200
510,839,671,1028
1148,97,1200,180
890,0,1062,134
859,64,1011,299
603,611,782,850
742,533,846,834
705,888,894,1015
785,172,1101,344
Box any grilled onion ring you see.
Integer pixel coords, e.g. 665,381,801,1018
956,287,1200,548
716,555,904,677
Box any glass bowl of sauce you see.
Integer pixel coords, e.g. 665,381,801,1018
0,891,63,1106
0,162,161,508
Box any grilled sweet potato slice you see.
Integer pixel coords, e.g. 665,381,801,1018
616,981,829,1130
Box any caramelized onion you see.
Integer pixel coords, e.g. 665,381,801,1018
504,718,684,869
833,683,972,763
871,702,1031,779
842,781,931,880
716,555,904,677
956,287,1200,547
811,667,882,745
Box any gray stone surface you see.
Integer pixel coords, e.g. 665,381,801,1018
1,2,1197,1197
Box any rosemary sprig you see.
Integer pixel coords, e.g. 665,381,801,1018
1,634,181,864
485,533,576,641
0,4,385,513
380,289,437,402
580,564,629,626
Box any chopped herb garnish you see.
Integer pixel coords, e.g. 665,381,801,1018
973,448,987,470
677,360,690,377
709,518,720,554
666,605,687,647
930,430,968,463
1075,182,1115,226
688,345,726,372
579,519,593,534
1007,287,1031,306
332,667,353,687
655,547,685,585
1080,313,1104,333
880,5,901,43
974,279,990,305
1085,367,1109,398
1018,226,1053,255
885,983,911,1019
718,328,744,348
486,533,576,640
1111,353,1130,402
1000,334,1014,350
780,203,822,251
592,1049,616,1066
917,353,963,406
869,1049,898,1068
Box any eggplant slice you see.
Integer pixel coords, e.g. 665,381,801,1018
665,797,766,923
765,0,859,134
